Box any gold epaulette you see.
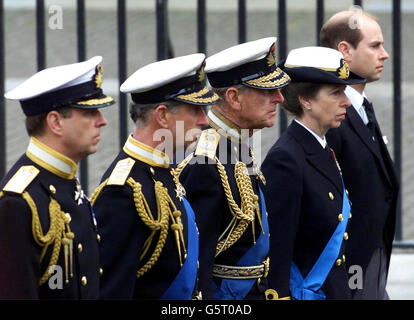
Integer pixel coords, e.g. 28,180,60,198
107,157,135,186
194,128,221,160
3,165,40,194
90,158,135,206
174,128,220,179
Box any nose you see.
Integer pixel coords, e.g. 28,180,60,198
380,45,389,60
271,89,284,104
198,107,209,127
96,110,108,127
342,96,351,109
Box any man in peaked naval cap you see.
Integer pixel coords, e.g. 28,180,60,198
0,56,114,299
91,53,218,299
175,37,290,300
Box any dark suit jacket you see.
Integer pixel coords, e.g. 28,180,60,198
326,104,399,279
261,121,352,300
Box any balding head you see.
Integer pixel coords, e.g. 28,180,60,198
320,10,378,50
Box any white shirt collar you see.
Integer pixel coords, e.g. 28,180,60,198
294,119,327,149
345,86,369,125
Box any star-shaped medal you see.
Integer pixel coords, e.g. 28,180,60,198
74,179,85,205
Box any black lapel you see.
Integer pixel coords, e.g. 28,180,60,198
347,106,393,186
288,121,343,194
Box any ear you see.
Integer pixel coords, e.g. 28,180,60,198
45,111,65,137
337,40,353,62
298,95,312,111
224,87,242,111
152,104,170,129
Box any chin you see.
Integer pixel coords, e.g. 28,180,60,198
331,122,341,129
87,146,99,156
263,120,275,128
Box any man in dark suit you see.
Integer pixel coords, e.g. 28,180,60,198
0,56,114,299
320,10,399,299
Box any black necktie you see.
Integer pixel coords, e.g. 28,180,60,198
363,98,376,138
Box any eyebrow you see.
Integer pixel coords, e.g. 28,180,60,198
368,39,384,46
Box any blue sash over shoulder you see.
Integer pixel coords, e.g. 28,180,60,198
289,179,351,300
213,187,270,300
161,196,199,300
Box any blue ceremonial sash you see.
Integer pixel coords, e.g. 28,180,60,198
213,187,270,300
289,179,351,300
160,196,199,300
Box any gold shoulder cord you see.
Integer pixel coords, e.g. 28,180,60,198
2,191,74,286
91,175,186,279
175,153,263,257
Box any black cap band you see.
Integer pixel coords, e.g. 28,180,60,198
21,80,102,116
131,73,200,104
207,58,273,88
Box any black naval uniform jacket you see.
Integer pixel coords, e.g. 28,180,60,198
0,137,100,299
326,101,399,285
92,135,198,299
261,120,352,300
179,110,269,300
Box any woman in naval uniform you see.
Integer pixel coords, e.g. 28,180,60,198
261,47,365,300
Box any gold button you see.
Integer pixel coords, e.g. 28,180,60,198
342,255,346,263
349,212,352,219
345,189,349,196
329,192,334,200
77,243,83,253
49,185,56,194
96,234,101,243
81,276,87,286
335,259,342,266
338,214,343,222
343,232,349,240
265,289,279,300
99,268,103,276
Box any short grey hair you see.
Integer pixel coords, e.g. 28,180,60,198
213,84,246,106
129,100,181,128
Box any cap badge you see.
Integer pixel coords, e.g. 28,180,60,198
266,44,276,67
198,62,206,82
337,59,350,80
94,65,103,88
